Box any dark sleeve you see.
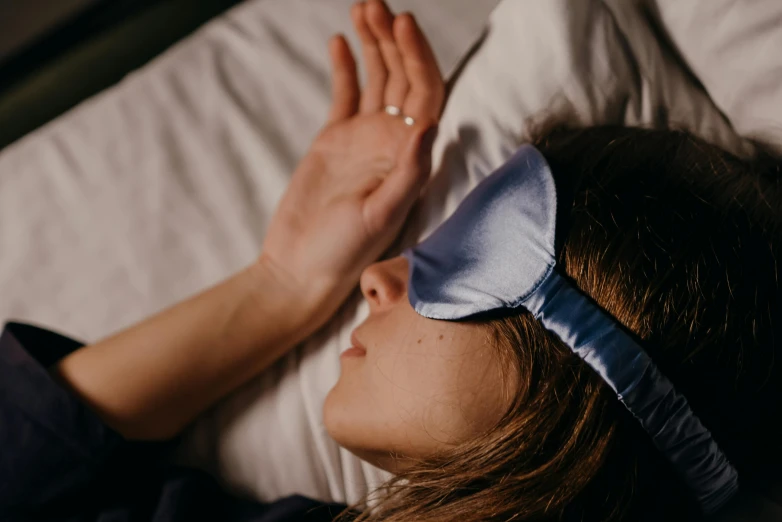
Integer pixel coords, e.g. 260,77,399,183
0,322,350,522
0,322,132,517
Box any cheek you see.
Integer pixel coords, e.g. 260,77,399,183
370,341,507,443
325,325,509,459
323,346,442,455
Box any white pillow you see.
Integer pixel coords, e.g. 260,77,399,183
650,0,782,155
601,0,752,156
410,0,752,247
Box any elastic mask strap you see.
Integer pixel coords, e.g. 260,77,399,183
522,269,739,514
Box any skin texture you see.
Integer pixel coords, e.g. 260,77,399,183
324,256,515,473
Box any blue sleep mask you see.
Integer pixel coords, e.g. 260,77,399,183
401,145,739,515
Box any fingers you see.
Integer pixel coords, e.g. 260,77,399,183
351,1,444,123
365,0,409,110
394,13,444,123
352,2,387,113
364,123,438,234
327,34,360,122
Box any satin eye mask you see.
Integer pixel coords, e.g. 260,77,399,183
401,145,738,515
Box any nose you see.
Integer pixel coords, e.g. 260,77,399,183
359,256,409,311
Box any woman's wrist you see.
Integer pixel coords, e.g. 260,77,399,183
253,253,343,338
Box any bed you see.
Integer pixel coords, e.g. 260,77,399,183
0,0,780,518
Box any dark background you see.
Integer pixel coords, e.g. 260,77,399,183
0,0,243,150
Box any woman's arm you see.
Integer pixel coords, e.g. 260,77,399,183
54,260,316,441
52,1,444,443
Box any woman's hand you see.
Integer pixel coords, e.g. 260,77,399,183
260,0,445,327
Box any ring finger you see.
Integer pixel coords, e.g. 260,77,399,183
394,13,445,123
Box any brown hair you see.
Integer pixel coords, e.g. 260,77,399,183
339,126,782,521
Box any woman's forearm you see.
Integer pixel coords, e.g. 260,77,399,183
55,260,319,441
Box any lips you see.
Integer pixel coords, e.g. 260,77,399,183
340,346,366,358
348,330,368,356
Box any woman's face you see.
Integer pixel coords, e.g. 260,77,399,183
323,255,516,473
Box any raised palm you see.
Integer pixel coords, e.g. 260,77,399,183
261,0,445,326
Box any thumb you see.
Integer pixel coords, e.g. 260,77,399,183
363,124,439,233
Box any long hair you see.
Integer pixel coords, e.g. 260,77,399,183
338,126,782,521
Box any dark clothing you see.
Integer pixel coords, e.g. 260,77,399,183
0,322,350,522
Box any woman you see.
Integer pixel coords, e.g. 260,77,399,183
1,1,780,521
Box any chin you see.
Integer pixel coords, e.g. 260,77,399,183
323,383,357,446
322,386,341,440
323,385,396,472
